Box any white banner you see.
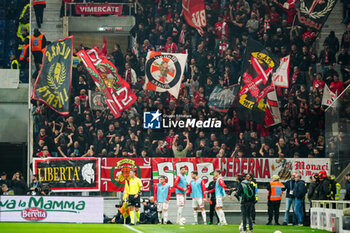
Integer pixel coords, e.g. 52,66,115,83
322,84,336,106
265,85,281,127
272,55,290,88
145,51,188,99
0,196,103,223
218,157,330,182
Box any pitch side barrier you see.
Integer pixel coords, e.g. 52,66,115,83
0,195,104,223
32,157,330,192
311,200,350,233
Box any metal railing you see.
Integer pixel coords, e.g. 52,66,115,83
64,2,137,17
312,200,350,209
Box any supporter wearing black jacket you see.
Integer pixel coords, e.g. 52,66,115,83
344,173,350,201
316,171,331,200
308,175,320,202
293,174,307,226
11,172,28,195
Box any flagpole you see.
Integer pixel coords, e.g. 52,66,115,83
27,0,33,184
325,84,350,112
290,14,297,39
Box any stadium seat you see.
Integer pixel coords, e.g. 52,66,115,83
0,9,6,20
6,39,17,50
0,20,6,39
6,1,19,20
0,40,5,61
7,0,19,11
0,19,5,29
6,20,18,36
0,0,7,10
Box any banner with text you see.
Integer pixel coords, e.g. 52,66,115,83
32,36,73,115
0,196,103,223
75,4,123,16
152,158,330,185
33,158,100,192
78,47,137,119
101,158,152,192
182,0,206,35
296,0,337,31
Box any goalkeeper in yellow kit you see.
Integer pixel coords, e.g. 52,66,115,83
124,169,143,225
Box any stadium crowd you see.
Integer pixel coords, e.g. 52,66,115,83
29,0,350,160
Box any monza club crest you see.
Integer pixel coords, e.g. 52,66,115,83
145,51,188,98
110,159,141,188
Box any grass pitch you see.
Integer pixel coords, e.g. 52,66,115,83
0,223,330,233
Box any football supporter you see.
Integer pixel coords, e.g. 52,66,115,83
31,0,335,166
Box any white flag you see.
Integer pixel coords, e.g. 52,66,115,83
144,51,188,99
322,84,336,106
272,55,290,88
265,84,282,127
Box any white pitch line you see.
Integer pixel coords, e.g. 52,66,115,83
123,224,144,233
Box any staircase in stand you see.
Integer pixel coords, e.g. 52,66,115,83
31,0,63,42
317,0,346,52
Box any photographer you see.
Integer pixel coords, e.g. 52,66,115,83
141,196,157,224
29,174,42,196
110,203,130,224
1,184,14,195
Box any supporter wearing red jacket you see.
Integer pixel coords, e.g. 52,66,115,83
330,74,344,95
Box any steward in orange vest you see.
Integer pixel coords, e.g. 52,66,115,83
19,39,30,68
31,28,46,69
266,175,285,225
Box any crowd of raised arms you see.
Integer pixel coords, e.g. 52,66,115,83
28,0,350,160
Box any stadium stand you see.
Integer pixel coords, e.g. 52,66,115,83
30,0,350,160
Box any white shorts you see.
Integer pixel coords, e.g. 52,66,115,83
216,197,223,207
177,194,185,206
192,198,204,208
157,202,168,211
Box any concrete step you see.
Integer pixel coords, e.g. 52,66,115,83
317,0,345,51
31,0,63,42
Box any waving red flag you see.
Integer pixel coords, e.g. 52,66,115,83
182,0,206,35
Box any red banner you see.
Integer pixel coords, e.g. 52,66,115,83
101,158,152,192
182,0,206,35
77,47,136,118
152,158,330,185
152,158,219,189
75,4,123,16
